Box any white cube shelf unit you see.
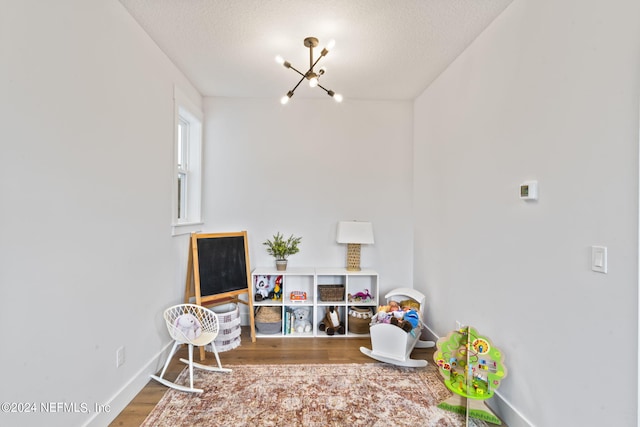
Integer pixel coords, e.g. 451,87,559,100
251,267,379,338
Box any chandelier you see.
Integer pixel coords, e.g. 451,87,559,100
275,37,343,105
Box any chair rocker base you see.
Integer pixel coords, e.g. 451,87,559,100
178,358,232,373
150,374,204,393
360,346,428,367
415,339,436,349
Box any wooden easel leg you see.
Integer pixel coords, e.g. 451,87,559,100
245,295,256,343
184,239,194,304
181,236,207,361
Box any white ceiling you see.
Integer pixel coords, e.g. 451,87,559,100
119,0,513,101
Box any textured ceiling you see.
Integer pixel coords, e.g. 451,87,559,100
119,0,513,100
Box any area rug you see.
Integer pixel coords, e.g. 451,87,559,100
141,363,490,427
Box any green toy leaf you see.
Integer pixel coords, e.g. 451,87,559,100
433,326,507,401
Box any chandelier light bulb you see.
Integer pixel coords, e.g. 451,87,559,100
334,93,343,103
275,55,284,65
309,76,319,88
281,91,294,105
326,39,336,51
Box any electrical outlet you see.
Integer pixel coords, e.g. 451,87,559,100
116,346,125,368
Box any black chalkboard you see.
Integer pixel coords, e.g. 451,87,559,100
184,231,256,344
195,234,248,297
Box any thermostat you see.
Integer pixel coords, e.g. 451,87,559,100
520,181,538,200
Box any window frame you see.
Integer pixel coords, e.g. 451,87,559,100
172,86,203,236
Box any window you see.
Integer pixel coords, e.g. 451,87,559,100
177,116,189,221
172,86,203,234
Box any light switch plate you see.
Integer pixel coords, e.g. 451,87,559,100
591,246,607,273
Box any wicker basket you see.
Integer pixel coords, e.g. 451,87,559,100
255,306,282,334
256,321,282,334
318,284,345,302
348,306,374,334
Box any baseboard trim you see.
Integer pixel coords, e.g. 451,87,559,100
82,341,172,427
489,390,536,427
422,324,534,427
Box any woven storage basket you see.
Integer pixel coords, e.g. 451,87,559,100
318,284,345,302
256,321,281,334
255,306,282,334
348,306,374,334
206,303,241,353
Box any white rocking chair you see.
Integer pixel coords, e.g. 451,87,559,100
150,303,231,393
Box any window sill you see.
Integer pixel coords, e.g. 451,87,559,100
172,222,203,236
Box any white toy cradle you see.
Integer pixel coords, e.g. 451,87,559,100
360,287,435,367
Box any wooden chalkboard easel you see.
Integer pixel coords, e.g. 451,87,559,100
184,231,256,360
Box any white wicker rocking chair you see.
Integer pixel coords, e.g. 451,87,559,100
150,303,231,393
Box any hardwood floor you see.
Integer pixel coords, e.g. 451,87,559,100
109,327,437,426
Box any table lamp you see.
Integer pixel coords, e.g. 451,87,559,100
336,221,374,271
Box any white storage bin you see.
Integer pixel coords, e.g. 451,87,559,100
206,303,241,353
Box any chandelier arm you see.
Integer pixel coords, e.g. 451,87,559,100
289,74,307,94
317,83,342,102
316,83,331,94
287,64,306,78
307,56,323,76
289,57,323,80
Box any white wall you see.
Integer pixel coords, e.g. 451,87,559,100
202,97,414,296
413,0,640,426
0,1,200,426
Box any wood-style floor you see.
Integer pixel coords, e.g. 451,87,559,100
109,327,437,426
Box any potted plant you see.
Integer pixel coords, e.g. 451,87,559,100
263,232,302,271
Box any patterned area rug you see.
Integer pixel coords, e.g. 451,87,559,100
142,363,490,427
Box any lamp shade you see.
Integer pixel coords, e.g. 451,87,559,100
336,221,374,244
